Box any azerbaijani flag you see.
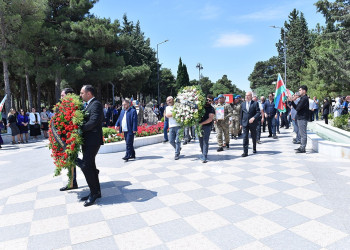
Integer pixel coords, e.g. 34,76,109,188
0,95,7,112
274,74,287,113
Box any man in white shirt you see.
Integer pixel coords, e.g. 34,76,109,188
165,96,181,160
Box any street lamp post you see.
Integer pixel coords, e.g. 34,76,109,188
157,39,169,105
196,63,203,83
270,25,287,87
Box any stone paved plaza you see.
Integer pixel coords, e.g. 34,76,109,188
1,129,350,249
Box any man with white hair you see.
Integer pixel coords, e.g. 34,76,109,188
240,91,261,157
165,96,181,160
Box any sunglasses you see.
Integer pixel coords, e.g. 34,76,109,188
207,99,213,102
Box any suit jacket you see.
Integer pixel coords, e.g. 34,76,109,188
116,107,138,134
240,100,261,127
82,98,104,146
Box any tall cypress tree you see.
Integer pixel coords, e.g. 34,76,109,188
276,9,310,91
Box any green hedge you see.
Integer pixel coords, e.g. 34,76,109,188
333,114,350,131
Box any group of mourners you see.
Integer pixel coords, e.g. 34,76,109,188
0,107,51,148
162,85,332,162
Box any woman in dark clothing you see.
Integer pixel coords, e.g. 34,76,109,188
7,108,21,144
323,99,330,124
17,109,29,143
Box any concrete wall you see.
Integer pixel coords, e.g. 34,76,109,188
98,134,164,154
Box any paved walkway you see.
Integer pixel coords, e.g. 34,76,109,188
1,129,350,249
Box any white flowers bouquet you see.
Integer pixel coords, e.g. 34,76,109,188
173,86,205,136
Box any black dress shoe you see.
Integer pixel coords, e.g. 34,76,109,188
253,149,257,153
295,148,306,153
241,153,248,157
129,155,136,159
60,185,78,191
80,192,101,202
268,135,272,137
84,193,102,207
122,156,129,160
217,147,224,152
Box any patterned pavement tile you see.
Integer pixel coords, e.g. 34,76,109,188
1,131,350,249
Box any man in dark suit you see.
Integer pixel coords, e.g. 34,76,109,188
240,91,261,157
116,98,138,162
79,85,104,206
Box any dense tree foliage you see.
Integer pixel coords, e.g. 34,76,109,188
210,75,245,97
249,2,349,100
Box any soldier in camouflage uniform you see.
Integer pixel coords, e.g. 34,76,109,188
230,96,242,140
214,94,233,151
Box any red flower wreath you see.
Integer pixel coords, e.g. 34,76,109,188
48,94,84,184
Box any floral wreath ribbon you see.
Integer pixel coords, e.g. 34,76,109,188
50,119,67,150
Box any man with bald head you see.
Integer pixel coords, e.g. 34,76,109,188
240,91,261,157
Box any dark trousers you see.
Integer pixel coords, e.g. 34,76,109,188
256,120,261,141
242,124,257,154
323,114,328,124
199,125,211,158
281,112,289,128
72,167,77,186
164,119,169,141
262,119,266,132
80,145,101,195
124,132,135,158
276,112,280,131
266,116,276,136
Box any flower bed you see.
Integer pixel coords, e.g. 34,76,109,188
103,122,164,144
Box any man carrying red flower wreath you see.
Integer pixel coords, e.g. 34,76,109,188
78,85,104,207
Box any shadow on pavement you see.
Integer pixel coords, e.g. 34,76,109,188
254,150,282,155
135,155,164,160
76,180,157,206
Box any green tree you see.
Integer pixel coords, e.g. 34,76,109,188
199,77,214,95
248,56,280,90
277,9,311,91
210,82,230,97
159,68,176,99
174,57,190,92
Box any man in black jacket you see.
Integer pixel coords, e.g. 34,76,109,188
79,85,104,206
289,85,309,153
240,92,261,157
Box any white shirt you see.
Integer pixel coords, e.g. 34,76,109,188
166,106,180,128
246,101,251,110
122,110,128,132
29,112,41,125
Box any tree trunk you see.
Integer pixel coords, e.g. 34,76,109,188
55,72,61,103
97,82,102,101
2,60,11,111
20,78,26,111
37,81,41,110
25,69,33,110
0,9,11,112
